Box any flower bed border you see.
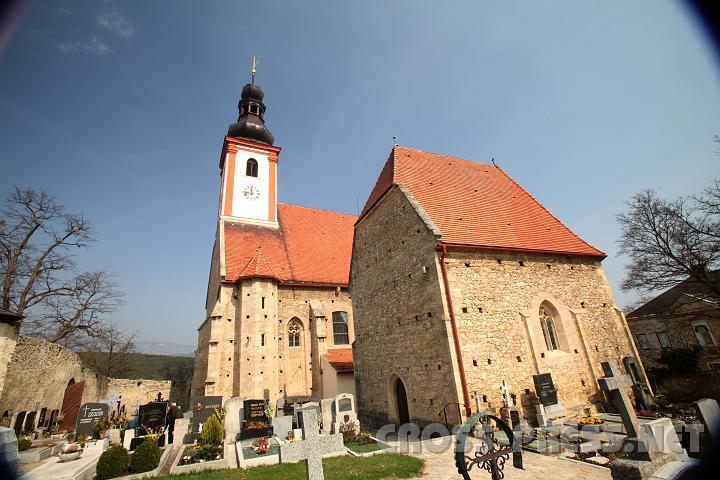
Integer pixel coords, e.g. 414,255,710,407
345,437,393,457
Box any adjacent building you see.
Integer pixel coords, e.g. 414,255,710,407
627,274,720,374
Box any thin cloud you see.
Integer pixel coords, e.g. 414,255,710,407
57,36,110,56
97,7,135,36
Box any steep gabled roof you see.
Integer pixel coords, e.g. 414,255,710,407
360,146,605,258
627,272,720,318
224,204,356,286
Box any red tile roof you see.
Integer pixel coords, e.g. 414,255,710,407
361,146,605,258
224,204,356,286
324,348,354,373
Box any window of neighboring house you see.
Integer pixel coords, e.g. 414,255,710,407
246,158,258,177
693,323,716,347
332,311,349,345
636,333,651,349
539,305,559,351
657,331,672,349
709,362,720,375
288,320,302,347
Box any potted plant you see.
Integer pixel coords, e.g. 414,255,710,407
95,416,112,439
264,403,274,436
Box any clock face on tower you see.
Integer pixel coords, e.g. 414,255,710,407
243,185,260,201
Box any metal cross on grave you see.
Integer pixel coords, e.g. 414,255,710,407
279,409,344,480
597,361,640,438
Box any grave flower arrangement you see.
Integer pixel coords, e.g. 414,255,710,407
578,417,604,425
253,436,269,455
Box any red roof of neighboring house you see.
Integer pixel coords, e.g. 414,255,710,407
324,348,353,373
224,204,356,286
361,146,605,258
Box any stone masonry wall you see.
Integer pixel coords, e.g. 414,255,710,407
107,378,172,414
351,186,462,427
0,335,108,428
445,249,642,421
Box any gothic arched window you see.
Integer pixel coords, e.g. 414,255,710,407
540,305,560,351
288,320,302,347
246,158,258,177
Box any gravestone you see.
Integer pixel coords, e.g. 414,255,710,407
240,399,269,440
533,373,558,406
47,410,58,431
223,397,243,444
76,403,110,438
138,402,167,435
0,426,19,464
598,361,654,460
36,408,47,429
272,415,293,439
13,412,25,435
332,393,358,434
279,410,344,480
23,411,37,433
693,398,719,439
320,399,333,434
296,402,321,432
191,396,223,436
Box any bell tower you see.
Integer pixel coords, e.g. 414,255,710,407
218,64,280,227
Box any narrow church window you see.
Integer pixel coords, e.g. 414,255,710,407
332,311,349,345
246,158,259,177
261,334,265,346
262,297,265,309
539,305,560,351
288,320,302,347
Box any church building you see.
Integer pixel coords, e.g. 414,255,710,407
350,147,650,426
191,79,357,406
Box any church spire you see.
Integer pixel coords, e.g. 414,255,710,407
227,58,275,145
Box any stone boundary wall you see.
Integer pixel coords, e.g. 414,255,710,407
0,334,108,424
654,371,720,403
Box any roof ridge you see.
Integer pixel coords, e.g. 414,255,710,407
493,165,606,258
279,203,357,219
395,145,493,169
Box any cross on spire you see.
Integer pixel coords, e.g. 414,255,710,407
251,56,258,84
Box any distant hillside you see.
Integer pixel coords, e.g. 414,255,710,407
80,352,194,381
135,341,195,357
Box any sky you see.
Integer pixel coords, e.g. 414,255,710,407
1,0,719,347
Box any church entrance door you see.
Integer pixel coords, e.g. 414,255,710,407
395,378,410,425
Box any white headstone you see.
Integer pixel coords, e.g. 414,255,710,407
320,399,333,434
223,397,243,444
641,418,684,455
273,415,294,440
0,427,19,464
122,428,135,451
694,398,719,439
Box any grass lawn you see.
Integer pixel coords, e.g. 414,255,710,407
155,453,423,480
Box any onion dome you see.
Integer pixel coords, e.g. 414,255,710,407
227,82,275,145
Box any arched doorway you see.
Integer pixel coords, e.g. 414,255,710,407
394,377,410,425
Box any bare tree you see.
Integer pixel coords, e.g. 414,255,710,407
0,187,124,346
617,179,720,297
81,322,138,378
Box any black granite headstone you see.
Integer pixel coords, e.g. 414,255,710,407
240,399,269,440
37,408,47,428
190,396,223,434
509,408,521,428
76,403,110,437
533,373,559,406
138,402,167,434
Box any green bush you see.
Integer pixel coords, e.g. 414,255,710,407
130,439,161,473
657,346,703,374
17,437,32,452
198,413,224,446
96,444,129,480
